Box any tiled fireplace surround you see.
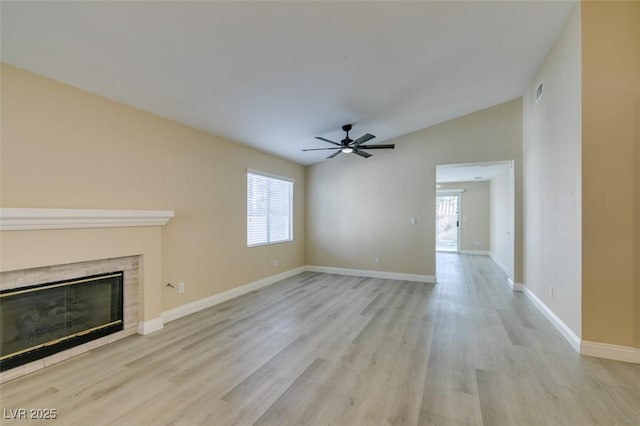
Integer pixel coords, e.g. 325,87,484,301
0,208,174,383
1,257,139,381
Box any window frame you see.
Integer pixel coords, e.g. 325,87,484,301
246,169,294,247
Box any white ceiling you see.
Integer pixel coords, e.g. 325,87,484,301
1,1,575,165
436,163,510,183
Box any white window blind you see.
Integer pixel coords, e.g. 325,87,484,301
247,171,293,246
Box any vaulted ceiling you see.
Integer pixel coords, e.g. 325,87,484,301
1,1,576,165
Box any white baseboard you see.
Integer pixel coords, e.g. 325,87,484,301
161,265,432,325
305,265,435,283
581,340,640,364
459,249,490,256
157,264,639,365
489,252,510,276
488,253,518,291
162,266,307,323
504,281,639,364
522,286,581,353
507,277,523,292
137,317,164,335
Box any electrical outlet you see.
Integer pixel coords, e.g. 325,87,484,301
473,241,480,247
273,259,278,266
374,256,380,264
178,282,185,294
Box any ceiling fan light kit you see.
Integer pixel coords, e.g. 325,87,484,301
303,124,395,159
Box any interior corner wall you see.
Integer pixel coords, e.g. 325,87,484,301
438,182,490,253
490,166,515,280
523,4,582,337
0,64,306,314
305,99,523,279
581,0,639,348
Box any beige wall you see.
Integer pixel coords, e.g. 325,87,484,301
490,165,515,280
438,182,490,252
0,227,162,321
523,4,582,337
581,1,639,347
0,64,306,314
524,1,640,348
306,99,523,281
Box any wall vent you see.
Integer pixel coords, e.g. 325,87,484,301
535,81,544,102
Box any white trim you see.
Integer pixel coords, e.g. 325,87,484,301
151,266,639,365
437,160,514,170
581,341,640,364
305,265,435,283
436,189,465,194
0,208,175,231
162,265,434,324
489,252,509,276
460,249,490,255
247,168,294,183
507,278,524,292
137,317,164,335
162,266,307,323
246,172,294,247
158,265,640,365
522,286,581,353
489,253,519,291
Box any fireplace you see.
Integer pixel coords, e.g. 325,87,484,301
0,271,124,371
0,208,174,382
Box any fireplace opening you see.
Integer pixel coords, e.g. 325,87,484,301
0,271,124,371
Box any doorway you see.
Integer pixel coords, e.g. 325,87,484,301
434,161,516,283
435,193,460,252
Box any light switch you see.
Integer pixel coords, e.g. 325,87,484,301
410,217,417,225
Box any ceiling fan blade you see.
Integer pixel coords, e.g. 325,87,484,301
327,150,342,159
302,147,341,151
356,144,395,150
352,133,375,147
352,149,372,159
315,136,341,146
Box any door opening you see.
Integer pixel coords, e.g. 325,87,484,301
436,194,460,252
434,161,516,284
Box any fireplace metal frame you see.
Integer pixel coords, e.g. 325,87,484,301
0,271,124,371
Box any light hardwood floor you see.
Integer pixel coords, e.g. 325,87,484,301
1,253,639,425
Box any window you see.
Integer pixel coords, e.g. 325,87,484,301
247,171,293,246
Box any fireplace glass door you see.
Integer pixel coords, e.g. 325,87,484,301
0,272,123,371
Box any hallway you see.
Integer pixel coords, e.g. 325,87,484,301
431,253,640,424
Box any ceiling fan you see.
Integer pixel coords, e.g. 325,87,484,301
303,124,395,159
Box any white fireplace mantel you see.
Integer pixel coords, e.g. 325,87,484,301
0,208,175,231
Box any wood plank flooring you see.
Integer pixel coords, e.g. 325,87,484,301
1,253,639,425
